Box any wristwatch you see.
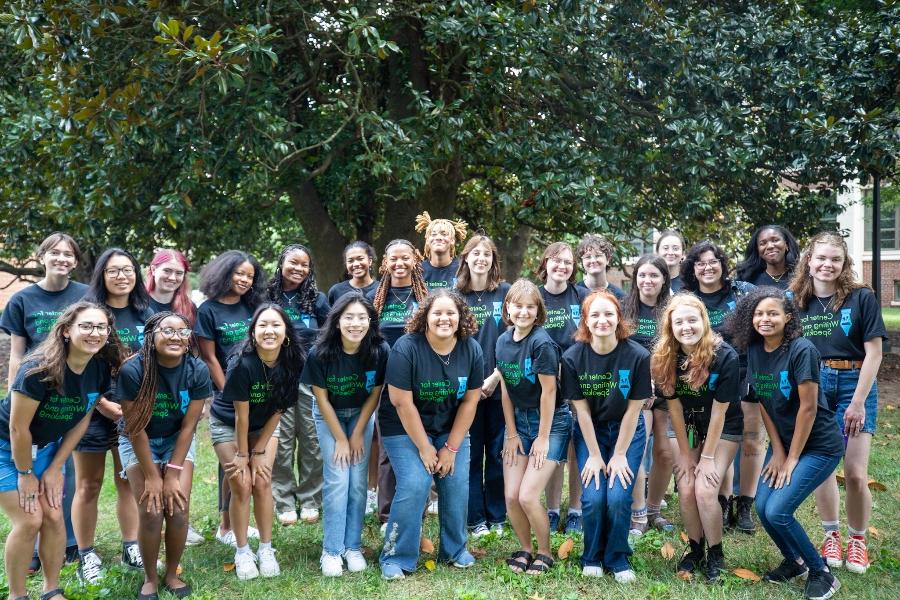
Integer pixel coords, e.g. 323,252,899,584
16,467,34,476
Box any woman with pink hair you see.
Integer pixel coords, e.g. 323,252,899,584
146,249,197,325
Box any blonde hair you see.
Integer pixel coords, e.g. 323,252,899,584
650,293,721,397
789,231,866,311
414,211,468,259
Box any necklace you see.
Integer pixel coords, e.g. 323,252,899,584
260,359,275,389
815,295,832,312
431,345,451,366
391,288,412,305
282,291,299,306
766,269,787,283
472,288,487,303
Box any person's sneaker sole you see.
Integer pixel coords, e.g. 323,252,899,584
844,561,868,574
807,577,841,600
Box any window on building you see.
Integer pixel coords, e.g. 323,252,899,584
863,188,900,251
895,280,900,301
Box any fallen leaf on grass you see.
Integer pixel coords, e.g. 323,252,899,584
886,404,896,410
661,542,675,559
471,547,487,559
676,570,692,581
175,564,183,576
680,531,689,543
530,593,545,600
362,546,375,559
557,537,575,559
420,537,435,554
868,479,887,492
869,527,881,539
424,559,436,571
732,568,761,581
836,471,845,485
223,563,235,572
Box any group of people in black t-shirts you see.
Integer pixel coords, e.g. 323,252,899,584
0,219,885,600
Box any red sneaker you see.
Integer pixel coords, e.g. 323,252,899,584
821,530,843,569
845,535,870,574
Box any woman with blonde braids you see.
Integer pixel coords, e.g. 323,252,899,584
414,211,468,290
651,294,742,582
366,239,430,524
118,311,211,599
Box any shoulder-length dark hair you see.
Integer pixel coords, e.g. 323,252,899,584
24,301,128,393
229,303,304,413
680,240,730,293
405,289,478,339
725,287,803,353
37,232,82,266
199,250,265,309
735,225,800,282
84,248,151,312
574,290,632,343
455,235,502,293
315,293,384,367
623,254,671,323
267,244,321,314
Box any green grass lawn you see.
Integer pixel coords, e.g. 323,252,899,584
883,308,900,332
2,407,899,600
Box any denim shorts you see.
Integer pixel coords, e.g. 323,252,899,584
820,365,878,435
117,432,197,478
514,405,572,463
208,414,280,446
75,415,118,453
0,437,62,492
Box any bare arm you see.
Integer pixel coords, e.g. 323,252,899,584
6,334,27,383
197,337,225,391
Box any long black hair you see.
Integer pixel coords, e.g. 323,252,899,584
680,240,730,293
724,287,803,353
622,254,671,322
315,293,384,368
229,303,305,413
267,244,320,314
84,247,151,312
736,225,800,281
198,250,265,309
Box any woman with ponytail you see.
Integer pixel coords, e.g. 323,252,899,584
118,312,211,599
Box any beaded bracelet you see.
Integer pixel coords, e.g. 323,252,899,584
444,442,459,454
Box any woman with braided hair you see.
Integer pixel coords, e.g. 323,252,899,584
366,239,429,524
415,211,468,290
117,311,211,599
267,244,330,525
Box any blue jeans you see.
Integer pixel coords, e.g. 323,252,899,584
820,365,878,434
515,405,572,461
755,449,841,572
380,433,471,572
574,414,646,573
467,391,506,527
313,403,375,556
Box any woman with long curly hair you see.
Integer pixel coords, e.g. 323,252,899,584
651,294,742,582
379,290,484,580
118,311,210,599
729,288,844,599
789,232,886,576
0,301,125,600
735,225,800,290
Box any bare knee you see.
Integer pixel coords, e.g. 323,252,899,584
166,508,189,531
77,477,103,502
17,511,44,538
252,478,271,498
230,476,252,501
140,510,164,532
42,506,65,529
844,471,869,493
742,432,765,455
694,482,719,508
518,490,541,512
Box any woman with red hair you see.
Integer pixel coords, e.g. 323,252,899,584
146,249,196,325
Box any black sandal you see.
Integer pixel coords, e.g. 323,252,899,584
526,553,554,575
506,550,533,573
39,590,64,600
163,583,192,598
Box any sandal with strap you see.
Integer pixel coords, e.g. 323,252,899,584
40,589,65,600
526,553,555,575
506,550,532,573
163,583,192,598
650,513,674,532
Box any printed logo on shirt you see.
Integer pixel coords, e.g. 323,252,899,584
249,380,271,404
636,317,656,338
779,371,791,398
727,300,736,311
217,319,251,345
31,309,66,336
136,325,146,345
179,390,191,413
365,370,376,393
523,357,535,384
497,360,523,387
456,377,468,399
492,301,503,326
39,394,89,422
86,392,99,411
570,304,581,326
618,370,631,397
708,373,719,392
840,308,852,336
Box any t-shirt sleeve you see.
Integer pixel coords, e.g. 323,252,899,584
533,339,560,375
300,348,326,388
374,343,390,386
222,360,250,403
190,360,213,399
0,294,26,337
858,289,888,342
467,341,485,390
115,360,142,403
327,284,341,306
714,349,741,404
385,339,415,391
560,354,581,401
11,362,46,402
193,305,216,340
792,341,820,384
630,351,652,400
315,293,331,324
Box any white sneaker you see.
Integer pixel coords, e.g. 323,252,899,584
471,523,490,538
278,510,298,526
582,565,604,577
77,550,104,584
427,500,439,515
234,551,259,580
185,525,204,546
300,507,320,523
366,489,377,515
216,528,237,547
343,549,367,573
258,546,280,577
321,552,343,577
490,522,505,536
614,569,636,583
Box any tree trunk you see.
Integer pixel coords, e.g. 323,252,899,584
495,224,533,282
286,180,350,288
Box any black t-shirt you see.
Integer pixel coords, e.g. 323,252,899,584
422,258,459,291
462,282,510,377
215,353,285,430
696,287,738,334
327,279,380,305
576,280,625,301
367,286,418,347
116,354,211,439
561,339,652,424
748,269,792,290
495,326,561,410
301,342,390,410
380,333,484,437
798,288,887,360
148,297,172,314
194,299,254,375
109,305,153,353
280,291,330,346
0,357,111,446
0,282,87,351
659,343,743,437
670,276,683,293
540,284,589,353
630,302,660,352
748,337,843,456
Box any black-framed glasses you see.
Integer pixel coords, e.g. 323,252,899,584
104,266,135,277
76,323,111,335
157,327,192,339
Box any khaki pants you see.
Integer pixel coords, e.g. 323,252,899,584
271,383,323,513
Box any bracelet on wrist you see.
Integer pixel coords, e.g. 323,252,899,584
235,452,249,458
250,449,266,456
444,442,459,454
165,463,184,471
504,433,519,440
16,467,34,476
700,454,716,461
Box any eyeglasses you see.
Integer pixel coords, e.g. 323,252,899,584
157,327,192,339
104,266,135,277
340,315,371,324
694,259,720,269
158,268,185,278
76,323,111,335
548,257,574,267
